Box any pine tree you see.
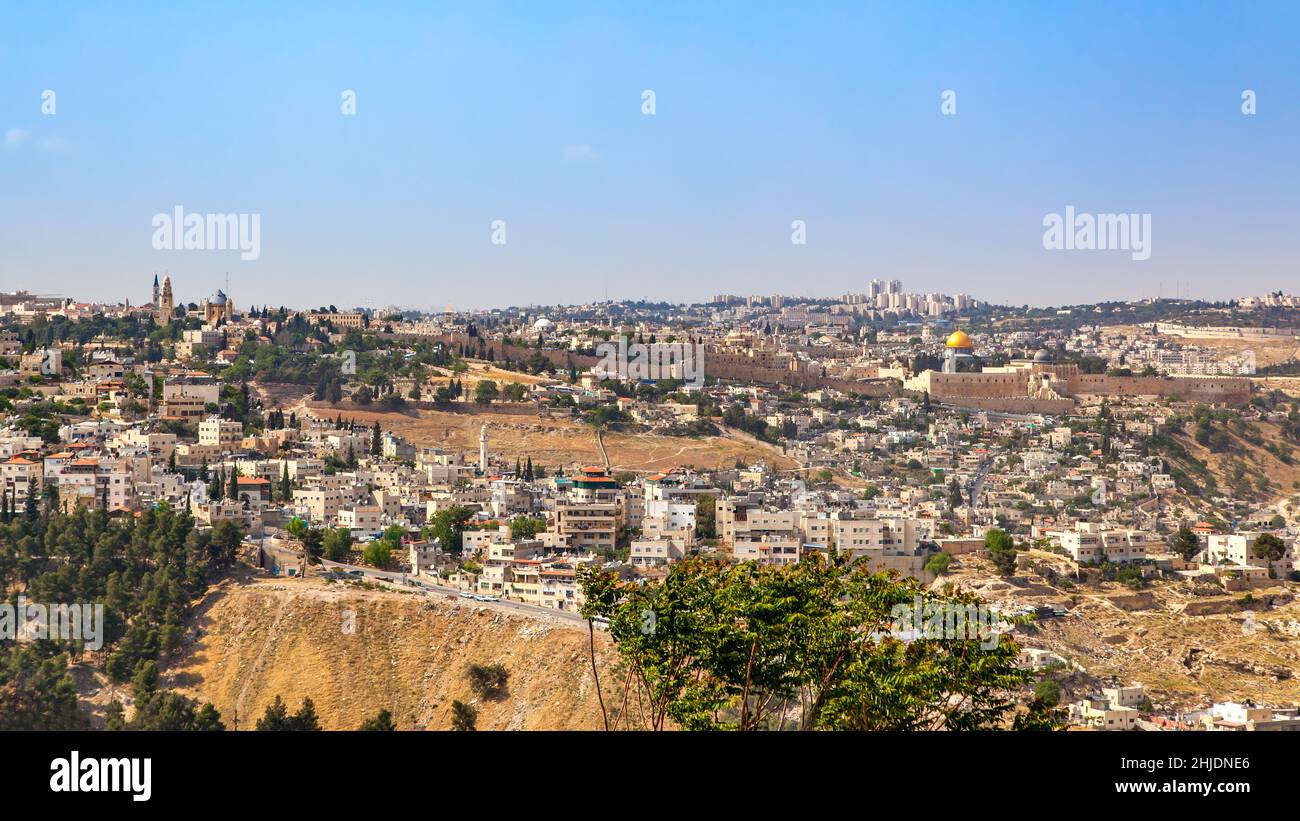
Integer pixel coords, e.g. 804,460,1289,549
290,697,321,731
358,709,396,731
25,476,38,521
255,695,290,731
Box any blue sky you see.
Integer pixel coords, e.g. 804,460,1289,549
2,1,1297,311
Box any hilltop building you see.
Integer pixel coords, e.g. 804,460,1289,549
203,289,234,325
942,329,975,374
906,333,1251,412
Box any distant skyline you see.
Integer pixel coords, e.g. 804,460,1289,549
2,2,1298,310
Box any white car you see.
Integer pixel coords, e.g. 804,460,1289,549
459,591,474,599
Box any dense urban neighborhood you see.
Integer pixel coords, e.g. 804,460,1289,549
3,281,1300,731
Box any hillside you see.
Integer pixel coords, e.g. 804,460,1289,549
1168,418,1300,506
941,552,1300,711
292,397,798,474
156,575,613,730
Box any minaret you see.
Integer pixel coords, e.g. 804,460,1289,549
152,274,160,308
479,424,488,474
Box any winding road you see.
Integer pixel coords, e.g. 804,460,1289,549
316,558,588,625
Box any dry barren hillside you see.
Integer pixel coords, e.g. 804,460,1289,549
296,399,798,474
160,575,613,730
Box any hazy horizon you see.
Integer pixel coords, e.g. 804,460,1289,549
3,2,1298,310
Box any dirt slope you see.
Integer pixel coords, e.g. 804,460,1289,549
162,575,613,730
296,399,797,474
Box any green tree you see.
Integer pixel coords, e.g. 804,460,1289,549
1171,526,1201,562
255,695,290,730
985,528,1018,576
362,539,392,568
256,695,320,730
322,527,353,562
474,380,499,404
290,697,321,730
924,552,953,576
508,515,546,540
424,506,474,555
359,708,396,731
125,662,226,730
948,478,964,508
1033,677,1061,707
579,554,1054,731
695,494,717,540
1252,533,1288,564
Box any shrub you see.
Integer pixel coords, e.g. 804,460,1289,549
467,663,509,699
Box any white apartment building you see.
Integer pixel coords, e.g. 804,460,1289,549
1069,698,1140,730
630,537,688,567
199,417,244,451
1203,701,1300,731
293,487,344,524
1056,523,1159,564
1202,532,1294,576
337,505,382,534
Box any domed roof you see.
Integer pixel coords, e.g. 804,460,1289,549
945,330,973,349
1033,348,1053,363
211,289,228,305
532,317,554,330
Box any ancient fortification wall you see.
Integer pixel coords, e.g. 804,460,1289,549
1067,374,1250,404
932,396,1077,415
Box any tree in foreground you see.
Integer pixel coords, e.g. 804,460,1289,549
579,554,1063,731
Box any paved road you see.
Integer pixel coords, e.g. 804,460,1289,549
968,458,994,508
317,559,588,625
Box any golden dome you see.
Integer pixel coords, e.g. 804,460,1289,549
945,330,973,349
